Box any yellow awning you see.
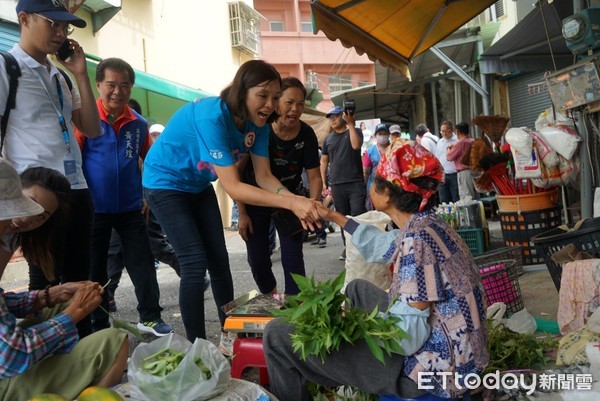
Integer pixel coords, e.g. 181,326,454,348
310,0,497,76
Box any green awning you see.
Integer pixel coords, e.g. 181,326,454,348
85,56,212,102
85,55,213,125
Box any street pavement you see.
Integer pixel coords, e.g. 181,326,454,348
0,226,349,359
0,220,560,384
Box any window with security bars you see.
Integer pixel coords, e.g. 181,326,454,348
328,75,353,93
489,0,505,21
229,1,262,56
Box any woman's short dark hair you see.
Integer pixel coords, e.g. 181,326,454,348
14,168,71,282
372,174,439,213
281,76,306,99
220,60,282,124
96,57,136,85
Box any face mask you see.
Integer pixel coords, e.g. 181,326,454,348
376,135,390,145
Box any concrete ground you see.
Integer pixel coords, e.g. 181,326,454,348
0,218,561,395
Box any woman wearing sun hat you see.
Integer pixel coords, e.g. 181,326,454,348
0,159,128,399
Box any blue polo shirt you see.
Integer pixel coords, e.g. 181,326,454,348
143,97,269,193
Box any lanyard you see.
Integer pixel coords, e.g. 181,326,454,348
29,66,71,153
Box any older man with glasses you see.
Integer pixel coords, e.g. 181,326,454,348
0,0,100,337
434,120,459,203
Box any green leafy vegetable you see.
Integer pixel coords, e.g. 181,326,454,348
272,271,408,364
142,348,185,376
485,319,558,374
195,357,212,380
99,305,142,339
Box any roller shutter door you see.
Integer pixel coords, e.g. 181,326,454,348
0,20,19,52
508,72,552,128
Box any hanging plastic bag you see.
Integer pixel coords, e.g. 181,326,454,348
530,130,559,168
128,333,231,401
505,127,533,156
540,125,582,160
510,145,541,179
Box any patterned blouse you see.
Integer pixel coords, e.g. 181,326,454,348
347,210,489,397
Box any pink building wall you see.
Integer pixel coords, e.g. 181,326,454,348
255,0,375,112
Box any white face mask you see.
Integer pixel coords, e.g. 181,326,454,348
376,135,390,145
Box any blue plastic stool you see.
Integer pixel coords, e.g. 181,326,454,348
380,391,470,401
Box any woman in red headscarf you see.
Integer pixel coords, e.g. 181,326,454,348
263,140,489,401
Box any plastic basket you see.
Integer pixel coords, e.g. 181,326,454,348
474,246,524,276
531,217,600,291
456,228,485,256
499,206,563,265
496,189,559,213
477,259,524,314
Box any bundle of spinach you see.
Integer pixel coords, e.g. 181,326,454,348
272,271,408,364
485,319,558,374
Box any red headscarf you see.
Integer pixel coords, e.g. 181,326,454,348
376,139,445,211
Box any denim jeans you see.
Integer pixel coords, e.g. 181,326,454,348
144,186,234,341
245,204,305,295
89,211,163,330
107,210,181,296
438,172,459,203
331,181,367,245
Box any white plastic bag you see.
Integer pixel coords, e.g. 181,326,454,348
505,127,533,156
506,308,537,334
540,125,581,160
344,211,392,291
128,333,231,401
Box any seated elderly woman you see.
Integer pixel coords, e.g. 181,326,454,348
0,160,128,400
263,140,489,400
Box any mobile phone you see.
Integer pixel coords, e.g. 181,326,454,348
343,98,356,116
57,40,74,61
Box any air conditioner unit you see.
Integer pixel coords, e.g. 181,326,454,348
229,2,263,56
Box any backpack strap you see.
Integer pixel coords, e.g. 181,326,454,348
57,68,73,91
1,51,21,154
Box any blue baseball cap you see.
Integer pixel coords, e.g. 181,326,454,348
326,105,344,118
17,0,87,28
374,123,389,134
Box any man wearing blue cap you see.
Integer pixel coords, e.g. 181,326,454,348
0,0,100,336
321,105,366,260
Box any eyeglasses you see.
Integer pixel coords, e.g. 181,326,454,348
34,13,73,36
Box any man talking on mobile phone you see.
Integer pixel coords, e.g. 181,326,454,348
0,0,101,337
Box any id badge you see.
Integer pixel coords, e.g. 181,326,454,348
63,159,79,185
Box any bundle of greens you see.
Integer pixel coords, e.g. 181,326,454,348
486,319,558,374
141,348,212,379
272,271,408,364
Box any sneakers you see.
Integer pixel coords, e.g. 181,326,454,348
339,249,346,260
310,238,320,245
311,238,327,247
219,331,237,357
137,319,173,337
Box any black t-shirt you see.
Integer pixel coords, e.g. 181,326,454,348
322,127,364,185
244,121,320,194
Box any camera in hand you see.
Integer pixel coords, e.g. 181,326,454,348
343,98,356,116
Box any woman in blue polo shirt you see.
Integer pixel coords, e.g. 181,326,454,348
142,60,320,354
